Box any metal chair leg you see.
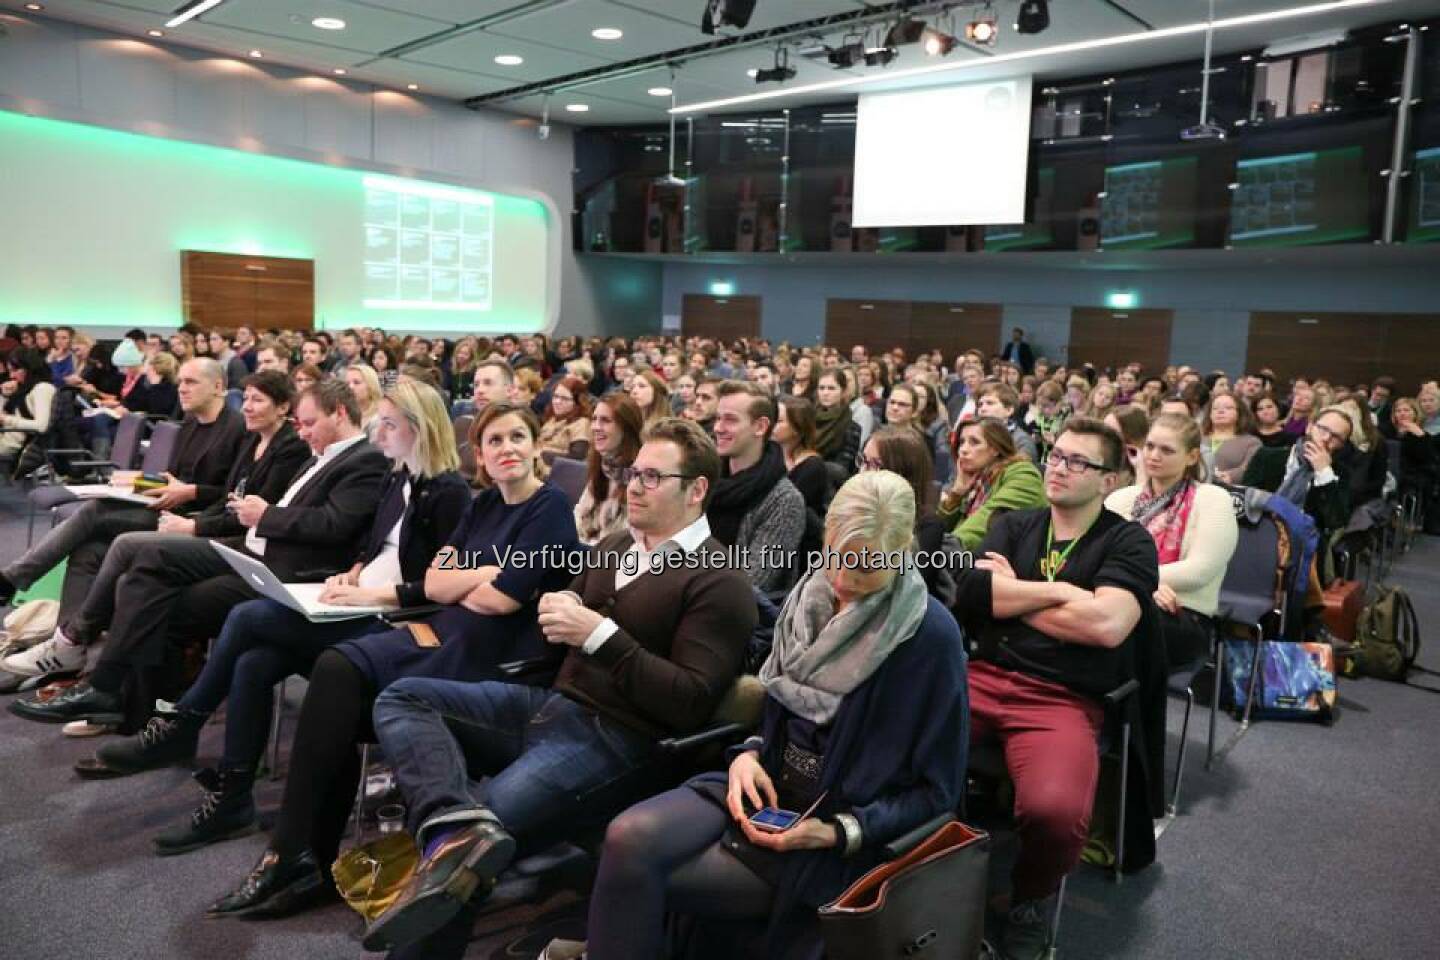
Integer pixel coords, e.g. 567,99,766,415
267,677,286,782
1206,629,1224,770
1214,625,1262,764
352,742,370,842
1046,874,1067,959
1114,720,1130,885
1168,687,1194,818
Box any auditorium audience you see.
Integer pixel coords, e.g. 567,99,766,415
358,417,757,958
574,392,644,546
938,418,1046,552
205,401,577,919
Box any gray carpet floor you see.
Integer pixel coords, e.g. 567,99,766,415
1,485,1437,959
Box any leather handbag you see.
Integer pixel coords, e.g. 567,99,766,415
818,820,990,960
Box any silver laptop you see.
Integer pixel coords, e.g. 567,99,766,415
212,541,390,622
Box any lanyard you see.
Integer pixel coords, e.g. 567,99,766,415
1041,517,1093,582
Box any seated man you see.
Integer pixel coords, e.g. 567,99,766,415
1241,405,1353,543
0,357,246,681
360,418,757,958
708,381,805,593
953,418,1159,960
9,379,388,726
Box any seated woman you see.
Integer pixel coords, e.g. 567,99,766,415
814,369,861,475
290,363,322,396
206,402,578,919
574,391,644,546
1106,412,1238,667
937,418,1046,552
1252,393,1292,448
538,374,592,461
775,396,830,516
547,470,968,960
0,347,57,477
1201,392,1261,485
345,363,384,439
857,425,956,603
628,369,672,428
80,382,465,829
1392,397,1439,494
1104,405,1151,487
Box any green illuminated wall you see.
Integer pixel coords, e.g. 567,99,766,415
0,110,553,331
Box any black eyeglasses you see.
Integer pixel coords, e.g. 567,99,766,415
1043,452,1110,475
619,467,696,490
855,454,886,472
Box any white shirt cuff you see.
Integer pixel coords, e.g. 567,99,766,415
582,617,620,655
1313,466,1337,486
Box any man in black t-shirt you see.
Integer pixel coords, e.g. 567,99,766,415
952,418,1158,960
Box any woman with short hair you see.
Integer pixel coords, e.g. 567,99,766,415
552,470,968,960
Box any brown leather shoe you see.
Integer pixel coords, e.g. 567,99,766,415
360,820,514,953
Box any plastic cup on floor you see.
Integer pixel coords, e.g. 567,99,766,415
377,804,406,835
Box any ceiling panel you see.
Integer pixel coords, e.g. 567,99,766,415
402,30,617,84
610,0,869,35
485,1,711,60
356,1,536,23
203,0,451,55
497,91,689,126
567,67,735,110
359,58,521,100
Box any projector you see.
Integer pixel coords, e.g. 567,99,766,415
537,123,551,141
1180,122,1227,141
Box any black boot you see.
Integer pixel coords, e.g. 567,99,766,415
154,766,258,857
85,710,205,777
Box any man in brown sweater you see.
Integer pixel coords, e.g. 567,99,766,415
362,418,757,957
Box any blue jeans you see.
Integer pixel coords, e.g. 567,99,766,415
177,597,387,770
373,679,657,847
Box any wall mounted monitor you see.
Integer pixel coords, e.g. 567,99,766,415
1406,146,1440,243
1100,156,1199,250
1226,146,1367,248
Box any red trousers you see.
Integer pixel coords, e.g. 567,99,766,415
968,660,1104,901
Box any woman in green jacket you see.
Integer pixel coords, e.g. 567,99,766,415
937,417,1047,551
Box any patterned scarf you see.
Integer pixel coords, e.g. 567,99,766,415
1131,478,1196,565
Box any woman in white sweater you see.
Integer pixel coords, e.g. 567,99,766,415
1106,412,1238,667
1,348,58,471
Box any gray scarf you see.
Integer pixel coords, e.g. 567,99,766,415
759,562,929,725
1276,437,1313,507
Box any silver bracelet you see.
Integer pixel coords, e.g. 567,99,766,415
834,812,863,856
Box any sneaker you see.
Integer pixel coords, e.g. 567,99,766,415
93,711,203,775
1000,894,1057,960
154,767,258,857
63,720,116,738
538,939,587,960
0,631,85,678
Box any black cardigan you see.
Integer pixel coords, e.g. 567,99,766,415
191,425,311,538
352,468,472,608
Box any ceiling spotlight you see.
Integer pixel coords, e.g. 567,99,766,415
565,103,590,112
332,68,347,75
966,10,999,46
24,3,43,11
701,0,758,35
407,83,419,90
1015,0,1050,35
248,49,263,58
147,29,164,37
494,54,524,66
884,18,927,47
754,48,796,84
312,17,346,30
647,86,673,97
922,26,958,56
827,42,866,69
591,27,623,40
864,46,897,67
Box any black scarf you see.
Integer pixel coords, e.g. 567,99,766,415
814,402,854,459
708,440,787,547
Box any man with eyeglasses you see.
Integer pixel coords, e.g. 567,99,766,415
1241,405,1354,540
358,418,756,958
948,418,1159,960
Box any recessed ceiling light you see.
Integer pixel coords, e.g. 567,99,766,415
24,3,43,11
333,68,347,76
312,17,346,31
746,68,759,78
494,54,524,66
565,103,590,112
148,29,164,38
647,86,673,97
248,49,263,58
591,27,623,40
407,83,419,91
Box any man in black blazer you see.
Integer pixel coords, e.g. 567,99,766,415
10,380,388,726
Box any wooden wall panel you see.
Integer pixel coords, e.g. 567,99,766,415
1246,311,1439,393
825,299,912,358
1069,307,1173,375
681,294,762,342
182,251,314,330
909,302,1003,360
827,299,1003,361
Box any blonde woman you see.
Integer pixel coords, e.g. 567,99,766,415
345,363,383,438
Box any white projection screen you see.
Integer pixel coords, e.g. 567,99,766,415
853,75,1034,228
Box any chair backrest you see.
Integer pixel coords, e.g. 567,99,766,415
1219,516,1282,607
1385,439,1401,480
140,420,183,474
549,456,588,507
451,414,475,481
110,413,148,469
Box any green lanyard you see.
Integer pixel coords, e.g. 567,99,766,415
1041,517,1093,582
